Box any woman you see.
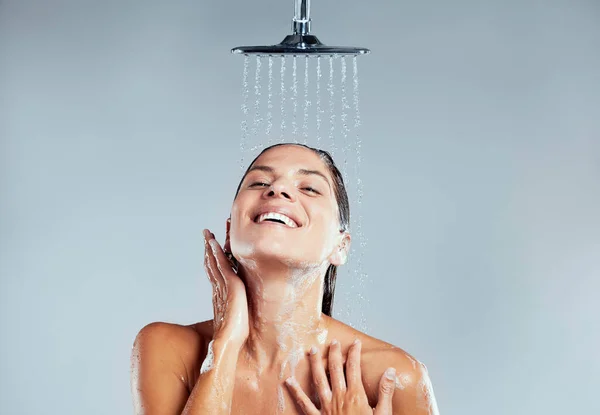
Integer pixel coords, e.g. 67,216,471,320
130,143,439,414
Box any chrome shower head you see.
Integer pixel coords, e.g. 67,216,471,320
231,0,370,56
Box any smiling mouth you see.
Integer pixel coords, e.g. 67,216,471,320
254,212,299,228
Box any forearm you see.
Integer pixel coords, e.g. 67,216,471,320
181,338,242,415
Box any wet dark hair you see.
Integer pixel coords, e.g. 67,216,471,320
231,143,350,317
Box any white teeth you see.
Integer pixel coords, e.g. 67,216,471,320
257,212,298,228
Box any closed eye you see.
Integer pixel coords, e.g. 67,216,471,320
303,187,321,195
250,182,270,188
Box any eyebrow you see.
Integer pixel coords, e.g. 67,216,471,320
247,165,331,187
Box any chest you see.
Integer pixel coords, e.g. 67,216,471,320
230,384,302,414
230,371,318,415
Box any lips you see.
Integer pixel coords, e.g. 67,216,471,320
253,207,302,228
256,212,298,228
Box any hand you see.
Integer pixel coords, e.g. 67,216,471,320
285,339,396,415
203,229,249,347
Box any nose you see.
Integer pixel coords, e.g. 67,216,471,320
263,180,296,202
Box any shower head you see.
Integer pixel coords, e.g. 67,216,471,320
231,0,370,56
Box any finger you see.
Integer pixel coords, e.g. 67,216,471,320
328,339,347,395
203,230,217,284
285,377,320,415
308,346,333,405
204,231,224,289
208,237,235,285
345,339,364,392
373,368,396,415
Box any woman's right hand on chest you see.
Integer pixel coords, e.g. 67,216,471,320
203,229,249,348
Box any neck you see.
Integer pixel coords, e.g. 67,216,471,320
236,258,331,379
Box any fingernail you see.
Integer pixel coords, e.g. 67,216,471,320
331,339,339,346
285,377,296,386
310,346,318,355
385,367,396,380
353,338,360,345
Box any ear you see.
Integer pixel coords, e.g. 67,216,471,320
224,218,232,253
328,232,351,266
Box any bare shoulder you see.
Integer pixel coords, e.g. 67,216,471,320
131,320,214,392
326,316,421,369
327,317,439,414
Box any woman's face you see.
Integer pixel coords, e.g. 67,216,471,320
228,145,349,269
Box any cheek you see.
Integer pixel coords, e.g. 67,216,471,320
311,201,340,233
230,195,251,226
308,208,340,253
228,203,247,246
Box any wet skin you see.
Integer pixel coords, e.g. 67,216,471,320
130,145,439,414
131,318,437,414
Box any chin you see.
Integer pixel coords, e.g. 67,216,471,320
232,236,315,270
235,236,290,261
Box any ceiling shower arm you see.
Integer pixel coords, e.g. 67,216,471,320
293,0,311,35
230,0,369,55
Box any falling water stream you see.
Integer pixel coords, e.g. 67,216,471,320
327,56,336,156
302,57,310,144
239,56,250,170
237,55,369,332
251,57,263,152
291,56,298,141
340,57,349,181
280,57,286,142
266,57,273,142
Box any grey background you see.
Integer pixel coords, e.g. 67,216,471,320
1,1,599,414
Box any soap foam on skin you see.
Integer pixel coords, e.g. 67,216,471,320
277,385,286,412
228,214,339,413
416,363,440,415
394,372,412,390
316,327,328,344
273,267,330,413
200,340,215,374
405,354,418,370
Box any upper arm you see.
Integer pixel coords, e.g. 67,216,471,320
130,322,191,415
392,361,440,415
